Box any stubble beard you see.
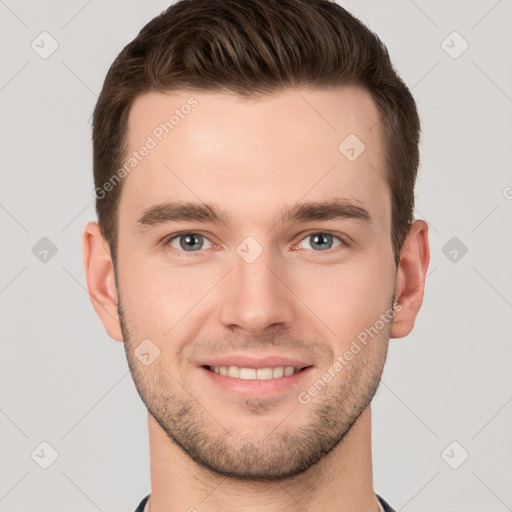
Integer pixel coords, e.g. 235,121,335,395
118,297,390,482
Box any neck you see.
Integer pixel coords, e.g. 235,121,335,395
147,405,379,511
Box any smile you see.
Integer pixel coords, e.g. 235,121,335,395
207,365,302,380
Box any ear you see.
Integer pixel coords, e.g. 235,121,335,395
390,219,430,339
82,221,123,342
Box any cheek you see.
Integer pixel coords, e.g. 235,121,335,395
118,242,395,348
118,250,222,332
293,256,395,347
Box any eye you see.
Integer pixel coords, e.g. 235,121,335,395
166,232,215,252
295,232,345,252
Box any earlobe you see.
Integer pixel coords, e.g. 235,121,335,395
82,221,124,342
390,220,430,339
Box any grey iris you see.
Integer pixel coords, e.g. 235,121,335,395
180,234,203,251
309,233,333,251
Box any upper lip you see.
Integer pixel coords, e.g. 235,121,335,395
200,354,313,369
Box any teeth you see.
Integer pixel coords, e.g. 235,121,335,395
240,368,256,379
257,367,273,380
272,367,284,378
228,366,240,378
210,365,299,380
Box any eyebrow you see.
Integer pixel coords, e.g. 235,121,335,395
136,197,372,230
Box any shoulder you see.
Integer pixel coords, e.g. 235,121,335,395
133,494,150,512
377,494,398,512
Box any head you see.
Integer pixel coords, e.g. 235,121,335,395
84,0,429,481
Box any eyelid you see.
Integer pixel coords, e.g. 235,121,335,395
162,231,218,250
162,230,350,254
292,230,349,250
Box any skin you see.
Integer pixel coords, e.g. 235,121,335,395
83,86,429,511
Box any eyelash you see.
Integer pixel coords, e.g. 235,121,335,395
162,231,349,256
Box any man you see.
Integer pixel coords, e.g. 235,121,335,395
82,0,430,510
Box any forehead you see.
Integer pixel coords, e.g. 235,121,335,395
119,86,389,235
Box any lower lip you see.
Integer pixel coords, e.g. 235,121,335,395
199,366,314,397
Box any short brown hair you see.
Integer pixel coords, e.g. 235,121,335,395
92,0,420,268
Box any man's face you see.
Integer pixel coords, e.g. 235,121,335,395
116,86,397,480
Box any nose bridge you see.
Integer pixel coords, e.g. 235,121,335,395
219,239,293,334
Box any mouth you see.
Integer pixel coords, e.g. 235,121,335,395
203,365,311,380
198,355,314,398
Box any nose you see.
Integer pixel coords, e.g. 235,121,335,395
218,248,295,336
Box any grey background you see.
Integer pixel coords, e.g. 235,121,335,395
1,1,511,511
